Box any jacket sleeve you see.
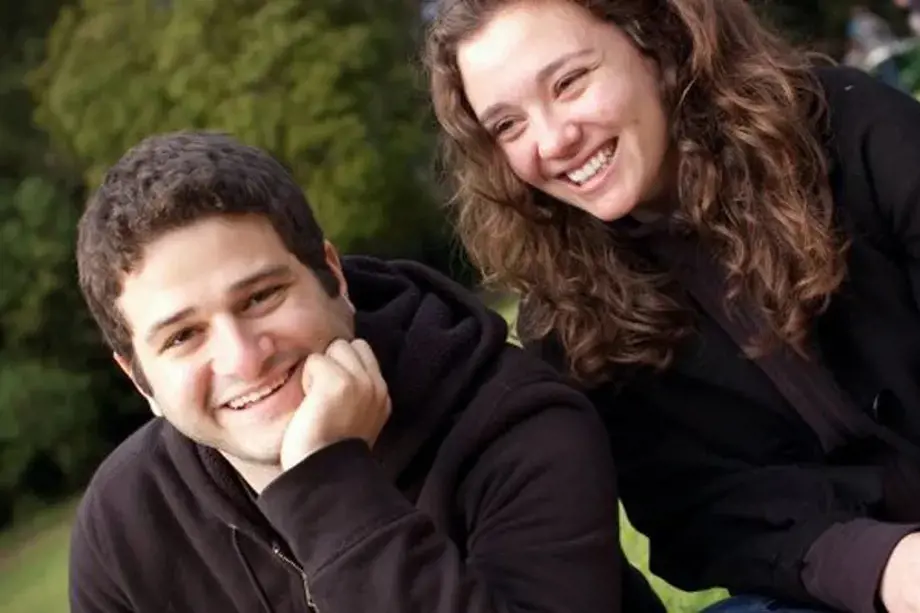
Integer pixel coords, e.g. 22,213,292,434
602,389,919,613
69,496,136,613
257,387,622,613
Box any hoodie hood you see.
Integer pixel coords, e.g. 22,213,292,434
165,256,509,537
346,256,510,480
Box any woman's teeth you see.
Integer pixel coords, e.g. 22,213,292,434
567,143,615,185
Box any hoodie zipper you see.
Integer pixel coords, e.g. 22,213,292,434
271,542,318,612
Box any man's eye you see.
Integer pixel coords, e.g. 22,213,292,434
243,284,287,311
163,328,197,351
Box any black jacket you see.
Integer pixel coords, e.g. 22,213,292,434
69,257,630,613
524,67,920,613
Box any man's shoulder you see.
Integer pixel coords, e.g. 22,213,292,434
485,342,567,388
87,417,168,487
460,342,596,436
447,343,615,501
75,418,172,532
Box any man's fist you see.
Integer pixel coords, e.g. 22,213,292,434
280,338,391,470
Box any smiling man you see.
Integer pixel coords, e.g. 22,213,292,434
68,131,628,613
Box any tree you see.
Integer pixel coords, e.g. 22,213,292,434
0,176,141,525
31,0,442,258
0,1,149,527
0,2,78,180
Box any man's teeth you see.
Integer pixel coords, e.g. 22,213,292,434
227,371,290,410
567,144,615,185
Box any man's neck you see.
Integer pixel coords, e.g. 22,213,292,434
220,451,283,495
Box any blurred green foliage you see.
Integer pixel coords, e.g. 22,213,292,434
898,44,920,94
30,0,442,257
2,0,445,530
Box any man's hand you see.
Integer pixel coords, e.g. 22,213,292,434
881,532,920,613
280,338,391,470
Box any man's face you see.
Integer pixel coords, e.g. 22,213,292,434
116,214,354,468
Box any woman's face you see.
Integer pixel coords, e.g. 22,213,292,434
457,0,672,222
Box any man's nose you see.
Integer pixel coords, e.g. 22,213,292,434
209,319,272,381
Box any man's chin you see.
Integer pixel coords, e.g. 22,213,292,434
219,444,283,470
217,446,286,490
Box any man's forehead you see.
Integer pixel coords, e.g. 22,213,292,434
123,216,289,284
121,253,292,301
117,242,298,341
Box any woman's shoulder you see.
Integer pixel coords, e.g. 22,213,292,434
814,64,880,94
814,64,897,105
814,65,892,141
814,64,919,151
814,65,920,242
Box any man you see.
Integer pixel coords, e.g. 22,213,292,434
69,131,628,613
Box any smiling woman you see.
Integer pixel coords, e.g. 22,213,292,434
455,1,670,223
426,0,920,612
426,0,839,383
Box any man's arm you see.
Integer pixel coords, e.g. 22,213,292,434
257,388,622,613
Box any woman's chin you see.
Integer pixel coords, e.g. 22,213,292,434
584,195,640,224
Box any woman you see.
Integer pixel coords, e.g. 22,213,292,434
425,1,920,612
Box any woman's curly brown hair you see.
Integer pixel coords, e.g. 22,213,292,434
425,0,848,384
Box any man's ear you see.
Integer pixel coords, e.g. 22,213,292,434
113,353,162,417
324,240,354,312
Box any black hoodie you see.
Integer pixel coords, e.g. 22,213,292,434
69,256,629,613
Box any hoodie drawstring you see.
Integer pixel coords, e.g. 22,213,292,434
231,526,274,613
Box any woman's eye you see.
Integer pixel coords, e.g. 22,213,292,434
492,118,515,136
555,69,588,95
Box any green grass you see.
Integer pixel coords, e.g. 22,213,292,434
0,500,76,613
620,507,727,612
491,294,727,612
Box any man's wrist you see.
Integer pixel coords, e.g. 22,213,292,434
280,436,366,471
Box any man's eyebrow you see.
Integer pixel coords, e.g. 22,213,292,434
144,307,195,345
143,264,293,344
477,48,595,125
227,264,293,293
